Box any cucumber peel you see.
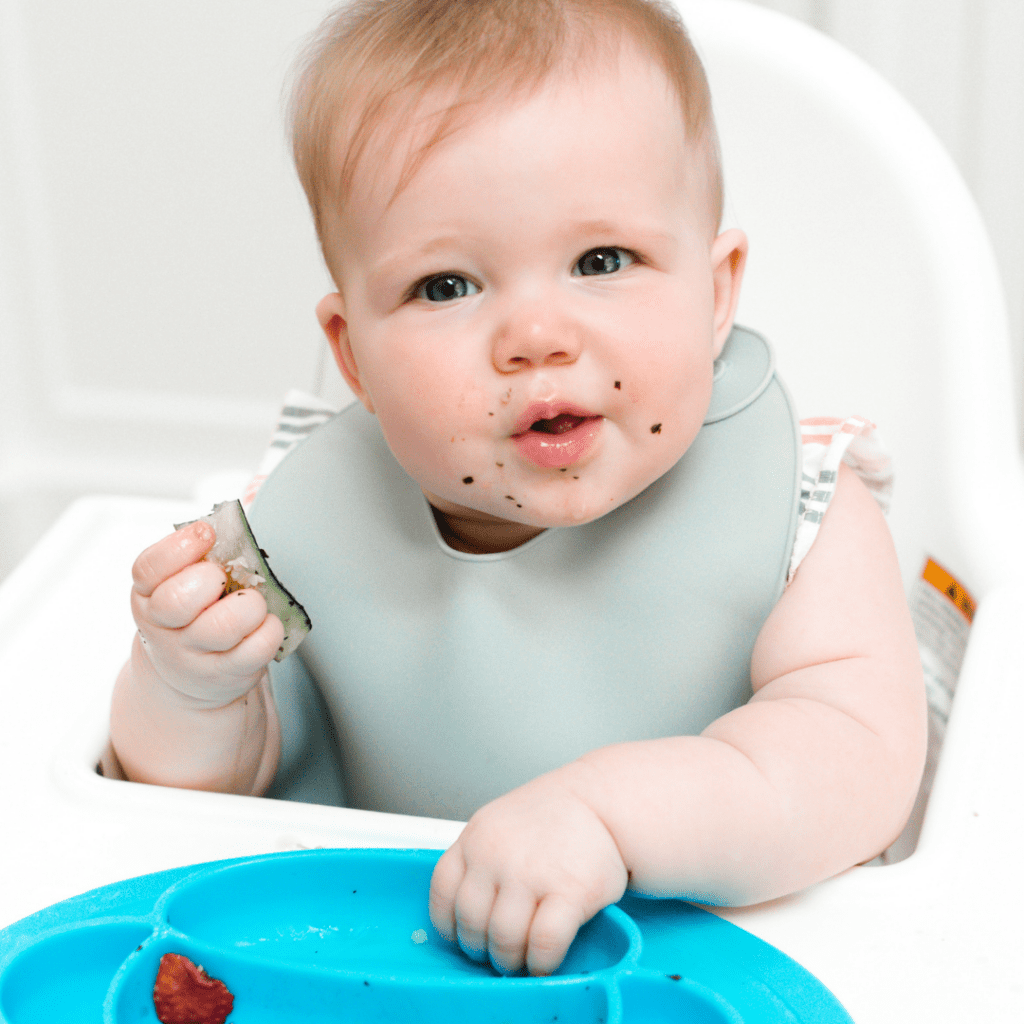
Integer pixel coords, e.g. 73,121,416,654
175,499,311,661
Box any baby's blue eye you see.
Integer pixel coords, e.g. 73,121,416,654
574,247,634,276
415,274,480,302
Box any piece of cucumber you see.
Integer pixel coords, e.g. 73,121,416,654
175,499,311,661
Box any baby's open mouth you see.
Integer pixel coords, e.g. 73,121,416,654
511,406,604,469
529,413,592,435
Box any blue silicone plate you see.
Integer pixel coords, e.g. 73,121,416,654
0,848,853,1023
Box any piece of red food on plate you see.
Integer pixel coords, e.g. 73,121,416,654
153,952,234,1024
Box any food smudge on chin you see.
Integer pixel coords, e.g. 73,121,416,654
650,423,662,434
463,476,474,484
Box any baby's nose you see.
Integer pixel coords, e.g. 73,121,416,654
491,310,582,372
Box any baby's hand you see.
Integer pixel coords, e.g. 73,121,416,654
130,520,285,707
428,772,628,976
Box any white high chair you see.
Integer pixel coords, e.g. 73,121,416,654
1,1,1022,1020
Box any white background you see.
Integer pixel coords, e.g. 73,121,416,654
1,0,1022,579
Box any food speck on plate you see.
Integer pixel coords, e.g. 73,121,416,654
153,953,234,1024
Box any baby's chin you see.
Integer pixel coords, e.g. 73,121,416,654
422,459,665,533
480,485,640,530
423,488,612,535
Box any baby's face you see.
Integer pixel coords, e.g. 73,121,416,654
319,46,745,534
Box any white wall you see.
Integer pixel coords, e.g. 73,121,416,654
751,0,1024,426
2,0,1021,579
0,1,342,578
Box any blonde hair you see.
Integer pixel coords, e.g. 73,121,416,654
287,0,723,274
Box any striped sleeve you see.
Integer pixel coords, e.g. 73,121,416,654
241,390,343,510
787,416,893,582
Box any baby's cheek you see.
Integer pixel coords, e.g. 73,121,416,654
611,407,704,505
647,364,713,436
380,398,490,493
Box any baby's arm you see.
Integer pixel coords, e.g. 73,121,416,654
429,464,926,974
108,520,284,795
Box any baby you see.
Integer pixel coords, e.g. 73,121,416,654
108,0,926,978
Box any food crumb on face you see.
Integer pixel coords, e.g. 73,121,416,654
496,462,504,467
505,495,515,501
614,381,621,389
463,476,474,484
650,423,662,434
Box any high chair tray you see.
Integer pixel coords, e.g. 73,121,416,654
0,847,852,1023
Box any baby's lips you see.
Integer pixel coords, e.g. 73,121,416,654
511,416,603,469
511,400,600,436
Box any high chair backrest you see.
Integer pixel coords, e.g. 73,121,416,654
677,0,1024,596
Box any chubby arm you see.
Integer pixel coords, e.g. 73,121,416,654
585,462,926,899
108,520,283,795
429,464,926,971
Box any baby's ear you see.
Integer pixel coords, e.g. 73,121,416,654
316,293,374,413
710,228,748,357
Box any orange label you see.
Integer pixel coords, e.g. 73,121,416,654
922,558,976,623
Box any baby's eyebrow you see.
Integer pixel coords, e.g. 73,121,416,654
371,234,467,281
568,218,628,238
564,218,677,249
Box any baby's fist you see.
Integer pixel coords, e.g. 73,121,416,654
130,521,283,705
428,771,628,976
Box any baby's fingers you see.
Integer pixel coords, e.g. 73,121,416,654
137,561,226,630
186,588,271,653
205,612,285,681
428,844,466,943
526,894,582,977
452,872,498,964
486,887,537,975
132,521,216,597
